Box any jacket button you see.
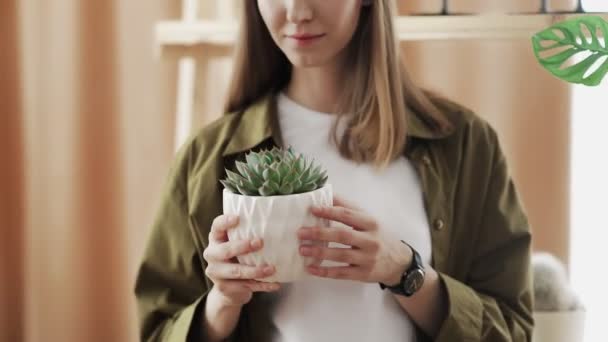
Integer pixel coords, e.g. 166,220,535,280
433,219,445,231
421,155,432,166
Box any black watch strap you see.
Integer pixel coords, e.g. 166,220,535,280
379,240,425,297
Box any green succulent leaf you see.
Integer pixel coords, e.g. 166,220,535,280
226,170,244,183
259,182,276,196
277,160,291,178
268,180,281,193
263,153,273,164
262,166,280,184
303,164,321,184
278,182,294,195
291,178,303,192
299,160,312,181
314,171,327,185
317,174,328,187
238,161,264,185
234,162,257,184
532,15,608,86
294,156,305,173
245,153,261,166
235,161,248,176
285,146,298,162
234,177,257,195
240,178,258,193
254,163,266,180
236,184,256,196
270,148,282,162
300,182,317,192
220,179,238,193
282,170,297,185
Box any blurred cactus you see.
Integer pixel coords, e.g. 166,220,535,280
532,253,583,311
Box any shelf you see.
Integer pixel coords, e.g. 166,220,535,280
393,13,607,40
155,13,608,48
157,20,237,46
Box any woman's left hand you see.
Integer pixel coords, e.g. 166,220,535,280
298,196,413,286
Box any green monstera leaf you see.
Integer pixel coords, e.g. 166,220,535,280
532,16,608,86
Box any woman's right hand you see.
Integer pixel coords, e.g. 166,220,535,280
203,214,281,308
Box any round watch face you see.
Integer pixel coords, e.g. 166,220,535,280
404,269,425,295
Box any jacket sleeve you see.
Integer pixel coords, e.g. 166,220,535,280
435,126,534,342
134,142,222,342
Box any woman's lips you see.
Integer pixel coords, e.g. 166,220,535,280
287,33,326,46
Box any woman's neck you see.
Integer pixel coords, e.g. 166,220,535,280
285,61,346,114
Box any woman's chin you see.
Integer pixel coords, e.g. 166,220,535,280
285,54,331,69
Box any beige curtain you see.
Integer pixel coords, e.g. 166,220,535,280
1,1,25,341
3,0,175,340
1,0,574,340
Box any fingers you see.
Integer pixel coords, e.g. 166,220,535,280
297,226,377,250
310,205,377,231
203,237,263,262
244,280,282,292
299,245,368,265
205,263,276,280
211,280,280,306
214,280,281,294
209,215,239,243
306,265,364,281
333,195,361,210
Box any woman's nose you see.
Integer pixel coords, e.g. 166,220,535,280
285,0,313,24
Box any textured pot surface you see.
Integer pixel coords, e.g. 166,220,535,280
223,184,333,282
532,310,586,342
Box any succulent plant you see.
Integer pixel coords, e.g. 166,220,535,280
220,146,328,196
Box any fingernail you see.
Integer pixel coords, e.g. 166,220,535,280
263,265,275,275
228,215,238,224
250,238,262,248
307,266,320,275
297,228,310,239
299,246,312,256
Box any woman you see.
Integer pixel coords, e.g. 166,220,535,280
134,1,533,341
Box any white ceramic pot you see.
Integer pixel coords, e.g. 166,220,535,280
533,310,586,342
223,184,333,283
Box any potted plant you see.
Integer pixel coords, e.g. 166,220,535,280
532,253,586,342
220,147,332,283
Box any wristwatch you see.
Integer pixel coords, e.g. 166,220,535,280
379,240,425,297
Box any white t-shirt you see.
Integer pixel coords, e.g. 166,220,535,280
270,93,432,342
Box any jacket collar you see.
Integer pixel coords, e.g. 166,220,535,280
223,92,455,157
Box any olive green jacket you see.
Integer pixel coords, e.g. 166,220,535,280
134,93,534,342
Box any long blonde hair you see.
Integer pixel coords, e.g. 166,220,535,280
224,0,452,168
